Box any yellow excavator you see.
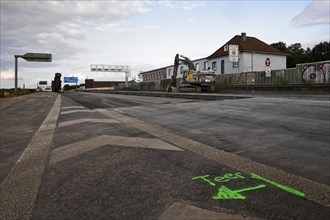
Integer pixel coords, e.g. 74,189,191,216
166,54,216,92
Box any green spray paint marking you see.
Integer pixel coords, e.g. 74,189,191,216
250,173,305,197
191,172,305,200
212,184,266,200
192,175,216,187
192,173,245,186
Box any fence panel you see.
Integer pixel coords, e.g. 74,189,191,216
134,61,329,91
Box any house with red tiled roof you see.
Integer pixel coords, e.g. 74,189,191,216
207,32,287,75
140,33,287,82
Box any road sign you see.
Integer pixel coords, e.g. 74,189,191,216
266,67,271,77
64,77,78,83
229,45,239,62
21,53,52,62
14,52,52,96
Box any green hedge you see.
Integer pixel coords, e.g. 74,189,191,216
0,88,36,97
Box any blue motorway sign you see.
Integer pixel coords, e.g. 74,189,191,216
63,77,78,83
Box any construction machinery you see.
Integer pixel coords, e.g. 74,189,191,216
166,54,216,92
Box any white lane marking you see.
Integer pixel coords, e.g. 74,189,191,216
58,118,120,127
0,95,61,220
95,108,330,208
49,135,183,164
61,106,85,110
60,109,95,115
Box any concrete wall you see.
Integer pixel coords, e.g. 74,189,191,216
209,52,286,75
240,52,286,72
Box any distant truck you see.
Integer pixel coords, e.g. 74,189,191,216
37,80,48,92
52,73,62,93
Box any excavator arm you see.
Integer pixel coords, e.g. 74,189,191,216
179,55,195,71
170,54,195,88
170,54,180,87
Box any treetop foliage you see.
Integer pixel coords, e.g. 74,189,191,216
270,41,330,68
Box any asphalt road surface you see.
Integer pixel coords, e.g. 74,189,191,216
0,91,329,220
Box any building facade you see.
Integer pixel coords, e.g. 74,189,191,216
140,67,167,82
140,33,287,82
85,79,125,89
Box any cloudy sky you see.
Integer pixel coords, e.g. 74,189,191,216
0,0,329,88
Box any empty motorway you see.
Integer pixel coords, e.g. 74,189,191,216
0,91,329,220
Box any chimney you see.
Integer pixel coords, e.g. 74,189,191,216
241,32,246,41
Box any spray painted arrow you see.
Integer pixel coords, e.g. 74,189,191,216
212,184,266,200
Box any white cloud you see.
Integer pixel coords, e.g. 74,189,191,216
158,0,204,10
158,0,176,9
0,1,150,72
0,70,15,80
146,25,157,30
0,1,327,89
96,22,128,35
291,0,330,27
182,2,205,11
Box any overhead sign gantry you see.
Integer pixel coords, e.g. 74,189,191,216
14,53,52,95
90,64,131,87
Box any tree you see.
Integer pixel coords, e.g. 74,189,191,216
271,41,330,68
311,42,330,62
287,43,305,68
63,84,76,91
270,41,289,53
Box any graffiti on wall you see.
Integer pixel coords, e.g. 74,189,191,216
275,70,285,77
192,172,305,200
301,61,330,83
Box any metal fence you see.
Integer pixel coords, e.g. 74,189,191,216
214,60,330,90
129,60,330,91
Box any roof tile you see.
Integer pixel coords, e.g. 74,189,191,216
208,34,287,59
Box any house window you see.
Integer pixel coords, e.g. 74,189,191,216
212,61,217,71
168,68,171,77
204,61,208,70
195,63,199,71
180,66,184,74
221,60,225,74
